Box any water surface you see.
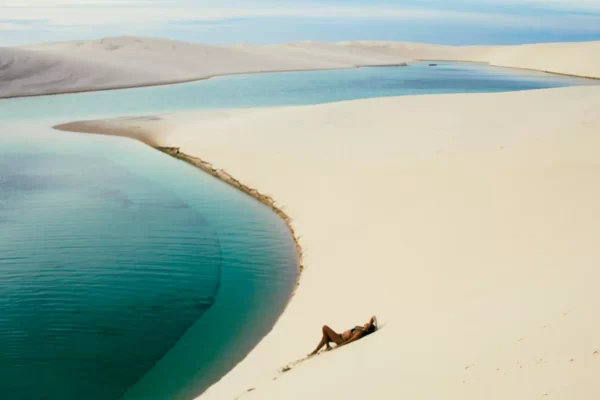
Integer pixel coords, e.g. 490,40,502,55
0,130,298,400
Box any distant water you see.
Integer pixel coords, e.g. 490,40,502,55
0,62,597,400
0,62,596,122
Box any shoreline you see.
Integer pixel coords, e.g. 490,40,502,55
415,59,600,80
155,146,304,278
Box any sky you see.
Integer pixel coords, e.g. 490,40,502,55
1,0,600,46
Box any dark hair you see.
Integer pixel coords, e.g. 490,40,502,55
366,323,377,335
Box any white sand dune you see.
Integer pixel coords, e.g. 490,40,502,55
56,83,600,399
2,37,599,98
0,36,407,98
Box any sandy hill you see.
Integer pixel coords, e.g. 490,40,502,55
0,36,407,98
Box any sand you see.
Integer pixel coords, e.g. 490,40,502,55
55,83,600,399
11,36,600,398
345,40,600,79
2,37,599,98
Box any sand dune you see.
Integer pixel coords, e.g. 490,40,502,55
56,84,600,400
0,36,407,98
2,37,599,98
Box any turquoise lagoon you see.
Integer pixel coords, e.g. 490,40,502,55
0,130,298,400
0,63,597,400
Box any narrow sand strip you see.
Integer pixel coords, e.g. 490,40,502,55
56,84,600,399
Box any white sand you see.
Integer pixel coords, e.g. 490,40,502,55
55,83,600,399
2,37,599,98
15,36,598,398
345,40,600,78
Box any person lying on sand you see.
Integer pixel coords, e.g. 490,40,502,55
309,316,378,356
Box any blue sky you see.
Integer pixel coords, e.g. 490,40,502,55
1,0,600,46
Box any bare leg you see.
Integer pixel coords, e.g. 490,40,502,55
309,336,328,356
309,325,344,356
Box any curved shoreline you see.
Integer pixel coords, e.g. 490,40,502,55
155,146,304,278
50,122,306,397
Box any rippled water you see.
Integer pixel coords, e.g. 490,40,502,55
0,130,298,400
0,63,597,400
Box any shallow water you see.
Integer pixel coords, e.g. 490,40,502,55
0,63,597,400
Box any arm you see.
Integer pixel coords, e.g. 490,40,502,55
369,316,378,329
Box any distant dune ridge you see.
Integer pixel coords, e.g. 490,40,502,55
344,40,600,79
0,36,408,98
1,36,599,98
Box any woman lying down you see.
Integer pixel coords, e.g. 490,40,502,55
309,316,378,356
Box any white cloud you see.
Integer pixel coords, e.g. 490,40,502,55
0,0,162,5
0,22,34,30
480,0,600,12
0,2,599,33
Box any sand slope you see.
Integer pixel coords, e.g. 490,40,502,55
56,85,600,400
3,37,599,98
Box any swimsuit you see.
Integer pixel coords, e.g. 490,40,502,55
349,326,364,336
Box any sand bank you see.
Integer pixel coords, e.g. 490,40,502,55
55,83,600,399
344,41,600,79
2,37,599,98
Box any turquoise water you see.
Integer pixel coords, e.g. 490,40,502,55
0,63,598,400
0,62,596,122
0,130,298,400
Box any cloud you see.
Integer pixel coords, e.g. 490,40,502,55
0,18,47,24
0,23,34,30
0,18,49,31
501,0,600,11
0,0,164,5
1,1,599,35
0,4,591,25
